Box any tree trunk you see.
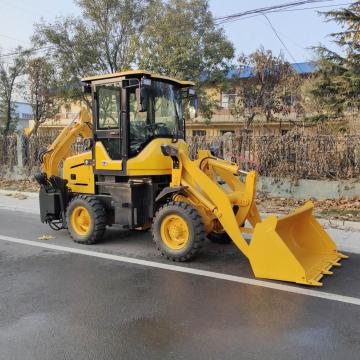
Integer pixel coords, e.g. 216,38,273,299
246,113,256,128
4,99,12,135
28,121,40,138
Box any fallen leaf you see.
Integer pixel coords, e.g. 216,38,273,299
13,193,28,200
38,235,55,241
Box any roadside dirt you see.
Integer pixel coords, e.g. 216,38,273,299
0,178,39,193
257,193,360,222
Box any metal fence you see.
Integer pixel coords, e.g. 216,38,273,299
0,135,18,168
1,131,360,180
187,131,360,180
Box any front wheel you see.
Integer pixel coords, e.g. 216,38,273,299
66,195,106,245
152,202,206,262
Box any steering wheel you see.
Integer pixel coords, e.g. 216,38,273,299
145,122,168,135
145,122,167,130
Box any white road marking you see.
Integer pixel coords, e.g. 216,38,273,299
0,234,359,306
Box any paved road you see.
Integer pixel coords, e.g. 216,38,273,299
0,206,359,359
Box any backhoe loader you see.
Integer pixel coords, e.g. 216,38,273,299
35,70,347,286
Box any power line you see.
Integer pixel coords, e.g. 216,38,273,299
268,1,353,13
0,33,30,45
214,0,340,25
0,0,352,61
0,46,54,59
214,0,335,22
261,13,301,67
218,1,353,24
212,0,353,66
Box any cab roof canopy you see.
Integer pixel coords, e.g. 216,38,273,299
82,70,194,86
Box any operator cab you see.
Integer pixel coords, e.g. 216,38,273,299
82,70,197,162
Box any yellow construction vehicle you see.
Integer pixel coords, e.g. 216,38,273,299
35,70,348,286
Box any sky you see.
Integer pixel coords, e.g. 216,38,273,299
0,0,349,63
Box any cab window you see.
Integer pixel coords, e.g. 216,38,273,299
97,85,121,130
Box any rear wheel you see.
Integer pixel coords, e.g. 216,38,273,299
66,195,106,245
152,201,206,262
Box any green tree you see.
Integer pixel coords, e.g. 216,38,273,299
138,0,234,82
311,2,360,118
139,0,234,122
0,48,29,134
33,0,149,105
231,48,299,127
25,58,62,137
33,0,234,115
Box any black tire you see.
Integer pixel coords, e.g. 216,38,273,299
207,221,245,244
207,231,232,244
152,201,206,262
66,195,106,245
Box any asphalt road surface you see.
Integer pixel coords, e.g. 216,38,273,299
0,207,359,360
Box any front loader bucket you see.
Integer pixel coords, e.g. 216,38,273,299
248,202,348,286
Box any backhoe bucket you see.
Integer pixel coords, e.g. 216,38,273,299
248,202,348,286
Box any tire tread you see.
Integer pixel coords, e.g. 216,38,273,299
152,201,206,262
66,195,106,245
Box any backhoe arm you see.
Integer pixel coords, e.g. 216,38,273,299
42,108,93,177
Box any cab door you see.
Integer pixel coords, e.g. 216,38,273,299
94,82,125,174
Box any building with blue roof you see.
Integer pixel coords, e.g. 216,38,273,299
187,62,317,137
13,102,34,130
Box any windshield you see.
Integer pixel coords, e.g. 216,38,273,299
129,81,183,157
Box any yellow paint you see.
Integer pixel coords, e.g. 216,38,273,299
71,206,91,236
174,193,215,233
248,202,348,286
40,76,347,286
63,151,95,194
95,142,122,171
177,150,252,257
82,70,194,86
42,108,93,177
166,147,347,286
160,214,190,250
126,139,187,176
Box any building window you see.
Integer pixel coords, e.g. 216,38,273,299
192,130,206,137
221,93,236,109
65,104,72,119
22,113,33,120
220,130,235,136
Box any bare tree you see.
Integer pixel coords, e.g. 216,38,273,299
0,47,29,134
231,48,299,128
25,57,62,137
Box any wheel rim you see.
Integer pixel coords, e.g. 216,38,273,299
160,214,190,250
71,206,91,236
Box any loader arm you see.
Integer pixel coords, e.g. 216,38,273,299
176,149,258,258
164,145,348,286
42,108,93,178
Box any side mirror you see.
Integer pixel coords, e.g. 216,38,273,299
135,87,143,112
139,86,149,113
189,94,198,119
135,78,151,113
121,78,149,113
82,83,92,95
